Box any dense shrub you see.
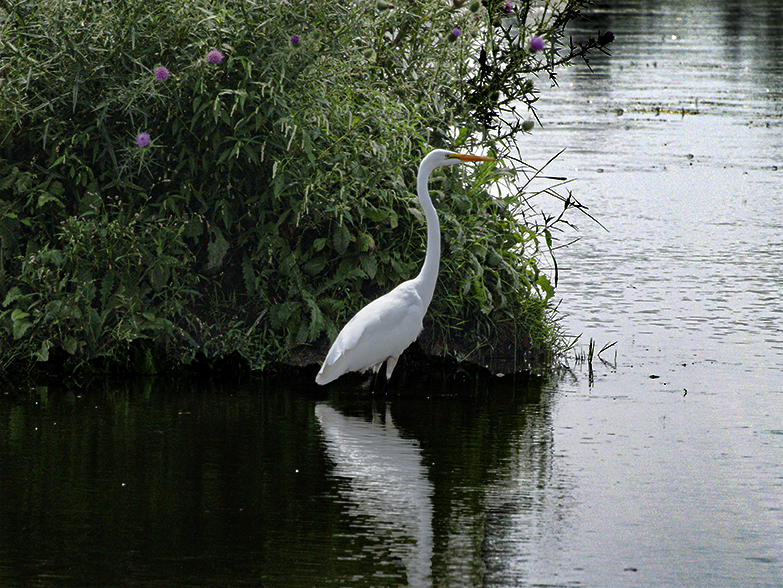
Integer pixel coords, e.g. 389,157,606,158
0,0,612,373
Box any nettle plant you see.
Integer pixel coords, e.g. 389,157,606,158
0,0,611,372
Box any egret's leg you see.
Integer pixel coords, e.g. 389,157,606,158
385,356,399,380
370,362,383,392
373,356,399,394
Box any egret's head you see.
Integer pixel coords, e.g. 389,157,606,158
417,149,494,183
423,149,494,170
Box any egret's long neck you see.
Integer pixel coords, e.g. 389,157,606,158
415,162,440,310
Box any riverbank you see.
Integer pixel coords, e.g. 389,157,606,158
2,317,553,390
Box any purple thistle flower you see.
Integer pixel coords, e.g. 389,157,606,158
154,66,169,81
207,49,225,65
452,27,462,37
504,0,513,13
136,132,151,147
530,35,545,52
290,35,300,46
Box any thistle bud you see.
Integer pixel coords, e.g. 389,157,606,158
522,120,535,132
376,1,393,9
598,30,615,45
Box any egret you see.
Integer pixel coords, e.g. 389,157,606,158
316,149,494,386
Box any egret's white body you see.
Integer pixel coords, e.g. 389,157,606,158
316,149,492,386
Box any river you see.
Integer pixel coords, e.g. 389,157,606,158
1,0,782,586
522,0,783,585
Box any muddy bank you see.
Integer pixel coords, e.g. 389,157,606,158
3,322,548,390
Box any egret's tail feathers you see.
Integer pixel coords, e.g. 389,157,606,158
316,354,395,386
315,364,339,385
315,352,346,385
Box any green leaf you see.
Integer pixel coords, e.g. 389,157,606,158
10,309,29,322
242,255,256,295
272,301,300,329
3,287,24,307
207,228,230,270
304,256,327,276
37,192,64,209
537,275,554,300
365,208,389,223
407,207,423,222
355,232,375,252
62,336,79,355
11,310,32,339
301,129,316,165
35,340,54,362
273,172,286,198
332,224,351,255
360,254,377,279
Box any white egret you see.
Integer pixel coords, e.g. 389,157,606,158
316,149,493,386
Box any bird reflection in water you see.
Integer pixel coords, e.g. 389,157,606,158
315,403,433,587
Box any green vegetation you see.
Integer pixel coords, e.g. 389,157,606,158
0,0,612,376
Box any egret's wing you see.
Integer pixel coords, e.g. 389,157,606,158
338,284,421,350
317,282,425,384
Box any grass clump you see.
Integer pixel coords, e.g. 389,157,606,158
0,0,612,376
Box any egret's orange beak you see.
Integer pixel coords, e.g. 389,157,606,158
450,153,495,162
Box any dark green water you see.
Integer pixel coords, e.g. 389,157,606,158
0,376,549,587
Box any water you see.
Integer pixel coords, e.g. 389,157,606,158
0,378,550,587
510,0,783,585
2,0,783,586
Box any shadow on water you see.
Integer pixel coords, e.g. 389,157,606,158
0,375,559,587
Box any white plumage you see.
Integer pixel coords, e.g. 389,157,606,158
316,149,493,386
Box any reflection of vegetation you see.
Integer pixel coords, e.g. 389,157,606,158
1,380,344,586
420,391,553,583
0,0,612,375
0,377,556,586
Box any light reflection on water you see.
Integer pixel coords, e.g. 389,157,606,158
492,0,783,585
526,0,783,387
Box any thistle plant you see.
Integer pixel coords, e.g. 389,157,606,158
0,0,611,374
206,49,225,65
